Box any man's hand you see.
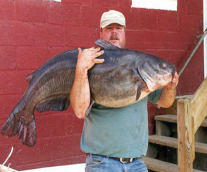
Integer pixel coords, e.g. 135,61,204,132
77,47,104,71
165,72,179,91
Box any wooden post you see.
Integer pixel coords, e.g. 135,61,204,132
191,77,207,133
177,77,207,172
177,99,194,172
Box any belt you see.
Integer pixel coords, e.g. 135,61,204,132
86,153,135,163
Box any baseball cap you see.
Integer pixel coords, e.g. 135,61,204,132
100,10,126,28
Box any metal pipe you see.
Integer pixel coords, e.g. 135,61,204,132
178,28,207,76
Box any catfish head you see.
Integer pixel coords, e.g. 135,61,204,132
137,53,176,92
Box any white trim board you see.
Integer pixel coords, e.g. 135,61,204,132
204,0,207,78
131,0,177,11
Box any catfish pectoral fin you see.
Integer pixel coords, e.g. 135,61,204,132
1,112,19,138
18,120,37,147
136,82,145,101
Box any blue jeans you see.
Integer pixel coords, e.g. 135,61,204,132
85,154,148,172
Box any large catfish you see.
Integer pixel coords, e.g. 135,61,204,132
1,39,176,147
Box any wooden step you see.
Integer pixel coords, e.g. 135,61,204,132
155,114,207,127
175,95,194,100
149,135,207,154
143,156,205,172
166,95,194,115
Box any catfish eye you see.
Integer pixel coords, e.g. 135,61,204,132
162,63,167,68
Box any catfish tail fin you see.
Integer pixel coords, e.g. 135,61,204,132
1,108,37,147
1,111,19,138
18,119,37,147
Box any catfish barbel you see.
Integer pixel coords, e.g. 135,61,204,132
1,39,176,147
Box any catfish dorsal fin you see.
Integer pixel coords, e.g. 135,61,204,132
25,73,34,83
95,39,120,49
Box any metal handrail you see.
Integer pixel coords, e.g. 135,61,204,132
178,28,207,76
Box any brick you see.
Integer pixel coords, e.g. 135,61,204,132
177,46,204,95
9,139,55,166
0,95,21,119
101,0,120,8
15,0,49,23
49,3,81,26
0,20,34,46
149,50,187,65
5,135,83,168
81,6,105,27
186,0,203,16
66,26,99,47
178,71,203,95
33,23,67,47
0,144,17,165
119,0,132,8
157,11,179,32
15,154,85,170
16,46,51,69
70,110,84,134
49,47,75,57
0,70,31,94
34,109,77,136
35,112,71,139
79,0,92,5
61,0,82,3
15,22,34,46
0,125,20,145
179,45,203,73
0,20,16,45
177,0,187,15
0,0,14,20
49,135,82,158
129,31,194,51
0,46,16,69
121,8,135,29
148,124,155,135
145,31,179,43
127,39,189,51
91,0,118,8
125,30,146,47
132,8,158,30
179,15,203,34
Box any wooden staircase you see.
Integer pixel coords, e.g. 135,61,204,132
143,78,207,172
144,114,207,172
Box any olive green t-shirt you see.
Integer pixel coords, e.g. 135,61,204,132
81,89,162,158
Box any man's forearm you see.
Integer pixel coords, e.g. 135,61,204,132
70,67,90,119
70,47,104,119
156,87,176,108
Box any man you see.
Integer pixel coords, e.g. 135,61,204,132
70,10,179,172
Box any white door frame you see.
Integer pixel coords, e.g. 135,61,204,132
204,0,207,78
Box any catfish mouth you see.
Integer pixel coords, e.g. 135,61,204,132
137,64,176,92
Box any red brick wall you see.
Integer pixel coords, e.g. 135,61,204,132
0,0,203,170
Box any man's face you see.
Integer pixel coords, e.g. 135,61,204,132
100,23,126,48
